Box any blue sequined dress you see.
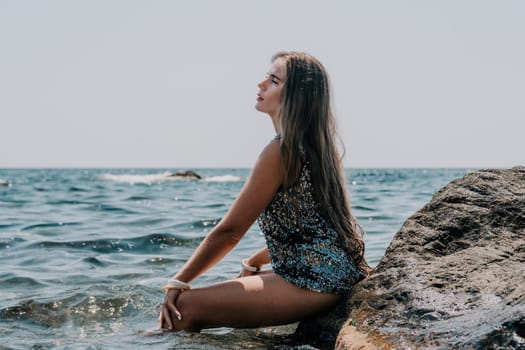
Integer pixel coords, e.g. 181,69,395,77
257,151,364,295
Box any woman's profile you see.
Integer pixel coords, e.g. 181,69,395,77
157,51,371,332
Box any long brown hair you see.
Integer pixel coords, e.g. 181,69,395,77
273,51,371,275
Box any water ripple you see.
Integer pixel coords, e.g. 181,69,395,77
82,256,108,267
29,233,204,254
0,237,26,249
89,204,138,214
21,222,81,231
0,274,46,288
0,294,136,327
171,219,221,230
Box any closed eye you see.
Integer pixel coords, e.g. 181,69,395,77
266,73,282,85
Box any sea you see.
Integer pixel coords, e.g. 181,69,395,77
0,168,472,349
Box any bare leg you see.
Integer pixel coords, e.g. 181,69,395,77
172,272,341,332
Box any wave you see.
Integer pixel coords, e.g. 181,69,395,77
21,222,81,232
101,172,243,184
0,293,137,326
171,218,221,230
204,175,242,182
0,274,46,288
89,203,138,214
0,178,10,187
100,172,175,184
68,186,89,192
125,195,152,201
352,205,377,212
0,223,21,230
28,232,204,254
0,237,27,249
82,256,108,267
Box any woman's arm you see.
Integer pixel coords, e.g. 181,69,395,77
160,140,282,328
171,139,283,284
161,140,283,329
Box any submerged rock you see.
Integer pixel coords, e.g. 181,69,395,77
297,166,525,349
169,170,202,180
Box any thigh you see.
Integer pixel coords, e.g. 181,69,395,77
174,273,341,331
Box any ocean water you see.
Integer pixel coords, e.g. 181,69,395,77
0,168,471,349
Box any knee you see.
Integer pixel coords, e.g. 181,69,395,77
173,290,202,332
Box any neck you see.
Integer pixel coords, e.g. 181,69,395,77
270,114,281,136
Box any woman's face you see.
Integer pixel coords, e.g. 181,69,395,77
255,58,286,118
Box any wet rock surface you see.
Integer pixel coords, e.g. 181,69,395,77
297,166,525,349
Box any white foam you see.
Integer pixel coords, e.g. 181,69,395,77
203,175,242,182
101,172,174,184
0,179,9,187
101,172,243,184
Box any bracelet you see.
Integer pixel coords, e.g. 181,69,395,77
162,279,191,292
241,259,260,272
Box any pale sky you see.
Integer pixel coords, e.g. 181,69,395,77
1,1,524,168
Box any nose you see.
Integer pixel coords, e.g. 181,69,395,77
257,78,266,90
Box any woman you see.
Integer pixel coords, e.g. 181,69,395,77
158,51,371,332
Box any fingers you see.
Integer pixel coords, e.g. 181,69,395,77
160,289,182,330
157,311,167,330
162,303,174,330
168,302,183,321
157,312,162,329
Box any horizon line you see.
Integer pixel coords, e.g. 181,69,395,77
1,165,520,170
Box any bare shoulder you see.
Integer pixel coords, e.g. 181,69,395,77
253,139,283,182
258,139,281,164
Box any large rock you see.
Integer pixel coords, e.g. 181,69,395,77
296,166,525,349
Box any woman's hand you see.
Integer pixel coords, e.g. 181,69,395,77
236,248,269,279
158,288,183,330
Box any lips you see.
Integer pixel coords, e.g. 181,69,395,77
256,94,264,102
